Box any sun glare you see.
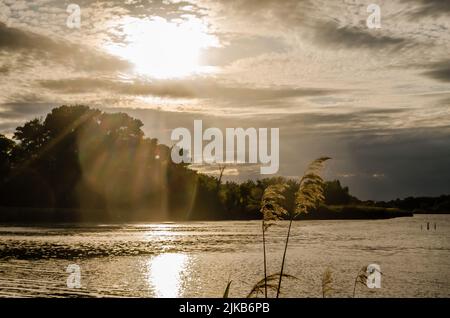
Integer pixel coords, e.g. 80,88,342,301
105,16,218,79
147,253,188,297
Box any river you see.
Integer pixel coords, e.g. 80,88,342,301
0,215,449,297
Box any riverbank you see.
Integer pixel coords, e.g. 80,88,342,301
299,205,413,220
0,205,413,223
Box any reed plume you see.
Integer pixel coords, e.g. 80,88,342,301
247,272,297,298
321,268,333,298
276,157,331,298
353,266,368,298
260,183,288,297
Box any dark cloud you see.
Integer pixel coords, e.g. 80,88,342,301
0,102,57,134
0,22,131,73
39,78,194,98
313,21,408,50
230,108,424,139
422,60,450,82
216,0,412,51
0,63,9,75
0,102,56,119
0,122,18,133
339,127,450,200
404,0,450,17
440,97,450,106
100,107,450,200
39,77,334,102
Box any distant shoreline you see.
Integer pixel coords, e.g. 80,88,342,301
0,205,416,224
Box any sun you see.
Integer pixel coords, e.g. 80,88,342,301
105,16,218,79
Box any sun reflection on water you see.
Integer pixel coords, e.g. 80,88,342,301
147,253,188,297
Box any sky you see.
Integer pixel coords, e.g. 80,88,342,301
0,0,449,200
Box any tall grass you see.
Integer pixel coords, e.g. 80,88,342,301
260,184,288,297
222,157,386,299
247,273,297,298
353,266,368,298
223,280,232,298
321,268,333,298
223,261,378,298
260,157,331,298
262,221,268,297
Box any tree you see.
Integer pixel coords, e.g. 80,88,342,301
323,180,352,205
0,134,15,181
13,118,48,162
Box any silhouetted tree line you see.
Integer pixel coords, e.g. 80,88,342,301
373,195,450,214
0,105,442,222
0,105,205,221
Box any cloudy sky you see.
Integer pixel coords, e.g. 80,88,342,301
0,0,449,200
